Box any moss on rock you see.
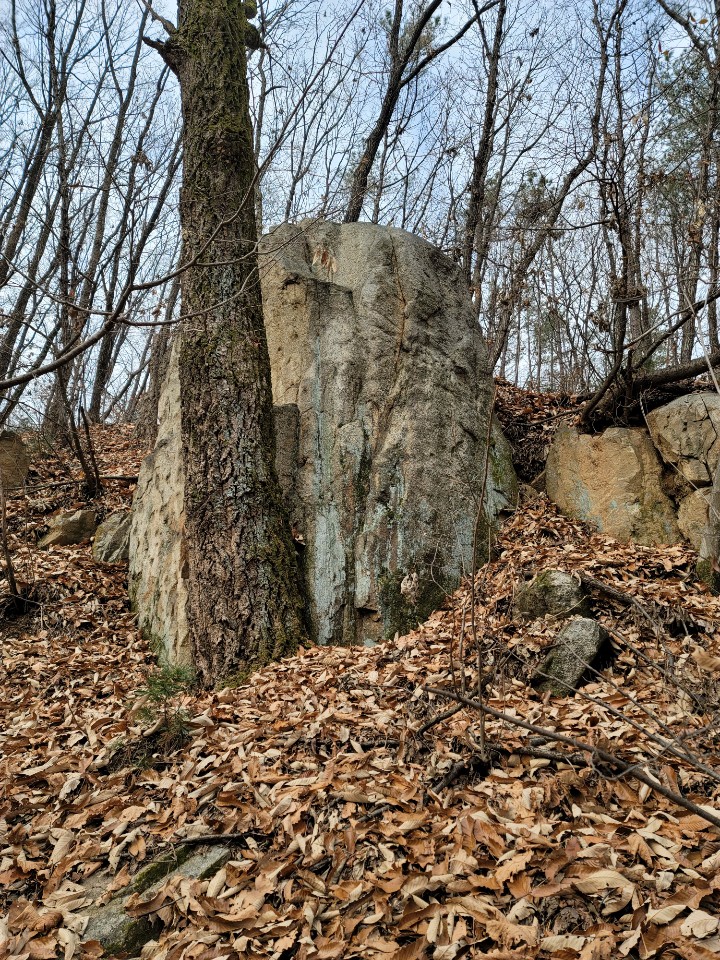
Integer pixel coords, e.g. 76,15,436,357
378,562,450,639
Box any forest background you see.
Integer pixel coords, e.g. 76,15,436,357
1,0,719,435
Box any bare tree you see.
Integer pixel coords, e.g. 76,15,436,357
343,0,497,223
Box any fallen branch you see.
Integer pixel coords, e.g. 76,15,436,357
424,685,720,831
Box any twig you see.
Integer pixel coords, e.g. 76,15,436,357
357,802,396,823
417,703,464,737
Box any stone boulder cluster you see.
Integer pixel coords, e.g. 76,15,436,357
545,393,720,552
125,221,720,670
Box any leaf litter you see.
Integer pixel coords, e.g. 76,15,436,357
1,419,720,960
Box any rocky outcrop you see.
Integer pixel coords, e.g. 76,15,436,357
93,511,132,564
0,431,30,489
130,222,517,664
646,393,720,486
535,617,609,695
546,427,680,547
39,509,97,548
513,569,589,620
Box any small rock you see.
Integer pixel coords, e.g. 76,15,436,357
535,617,609,695
83,845,232,954
39,509,97,548
93,511,131,563
518,482,542,503
513,569,589,620
0,431,30,490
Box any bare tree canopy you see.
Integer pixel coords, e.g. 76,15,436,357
2,0,720,433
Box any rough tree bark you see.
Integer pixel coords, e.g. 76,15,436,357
147,0,307,685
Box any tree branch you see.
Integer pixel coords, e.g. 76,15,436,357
424,685,720,831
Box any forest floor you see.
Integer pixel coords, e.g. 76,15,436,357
1,390,720,960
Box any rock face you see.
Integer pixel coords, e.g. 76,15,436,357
535,617,609,695
129,340,190,666
93,511,132,564
678,488,712,551
39,509,97,548
0,431,30,489
130,222,517,663
513,570,589,620
646,393,720,486
546,427,680,547
261,221,516,646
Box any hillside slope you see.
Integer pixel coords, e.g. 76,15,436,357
1,420,720,960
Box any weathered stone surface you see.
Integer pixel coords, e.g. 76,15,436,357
698,460,720,593
39,509,97,548
130,222,518,662
513,569,589,620
678,488,712,551
130,339,190,667
546,426,680,547
82,846,231,954
0,431,30,490
261,221,516,647
646,393,720,486
535,617,609,695
93,511,131,563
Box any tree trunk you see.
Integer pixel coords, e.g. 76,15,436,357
173,0,306,685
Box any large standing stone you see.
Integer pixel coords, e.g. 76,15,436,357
546,426,680,547
0,431,30,490
261,221,516,646
130,223,517,663
646,393,720,486
39,509,97,548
